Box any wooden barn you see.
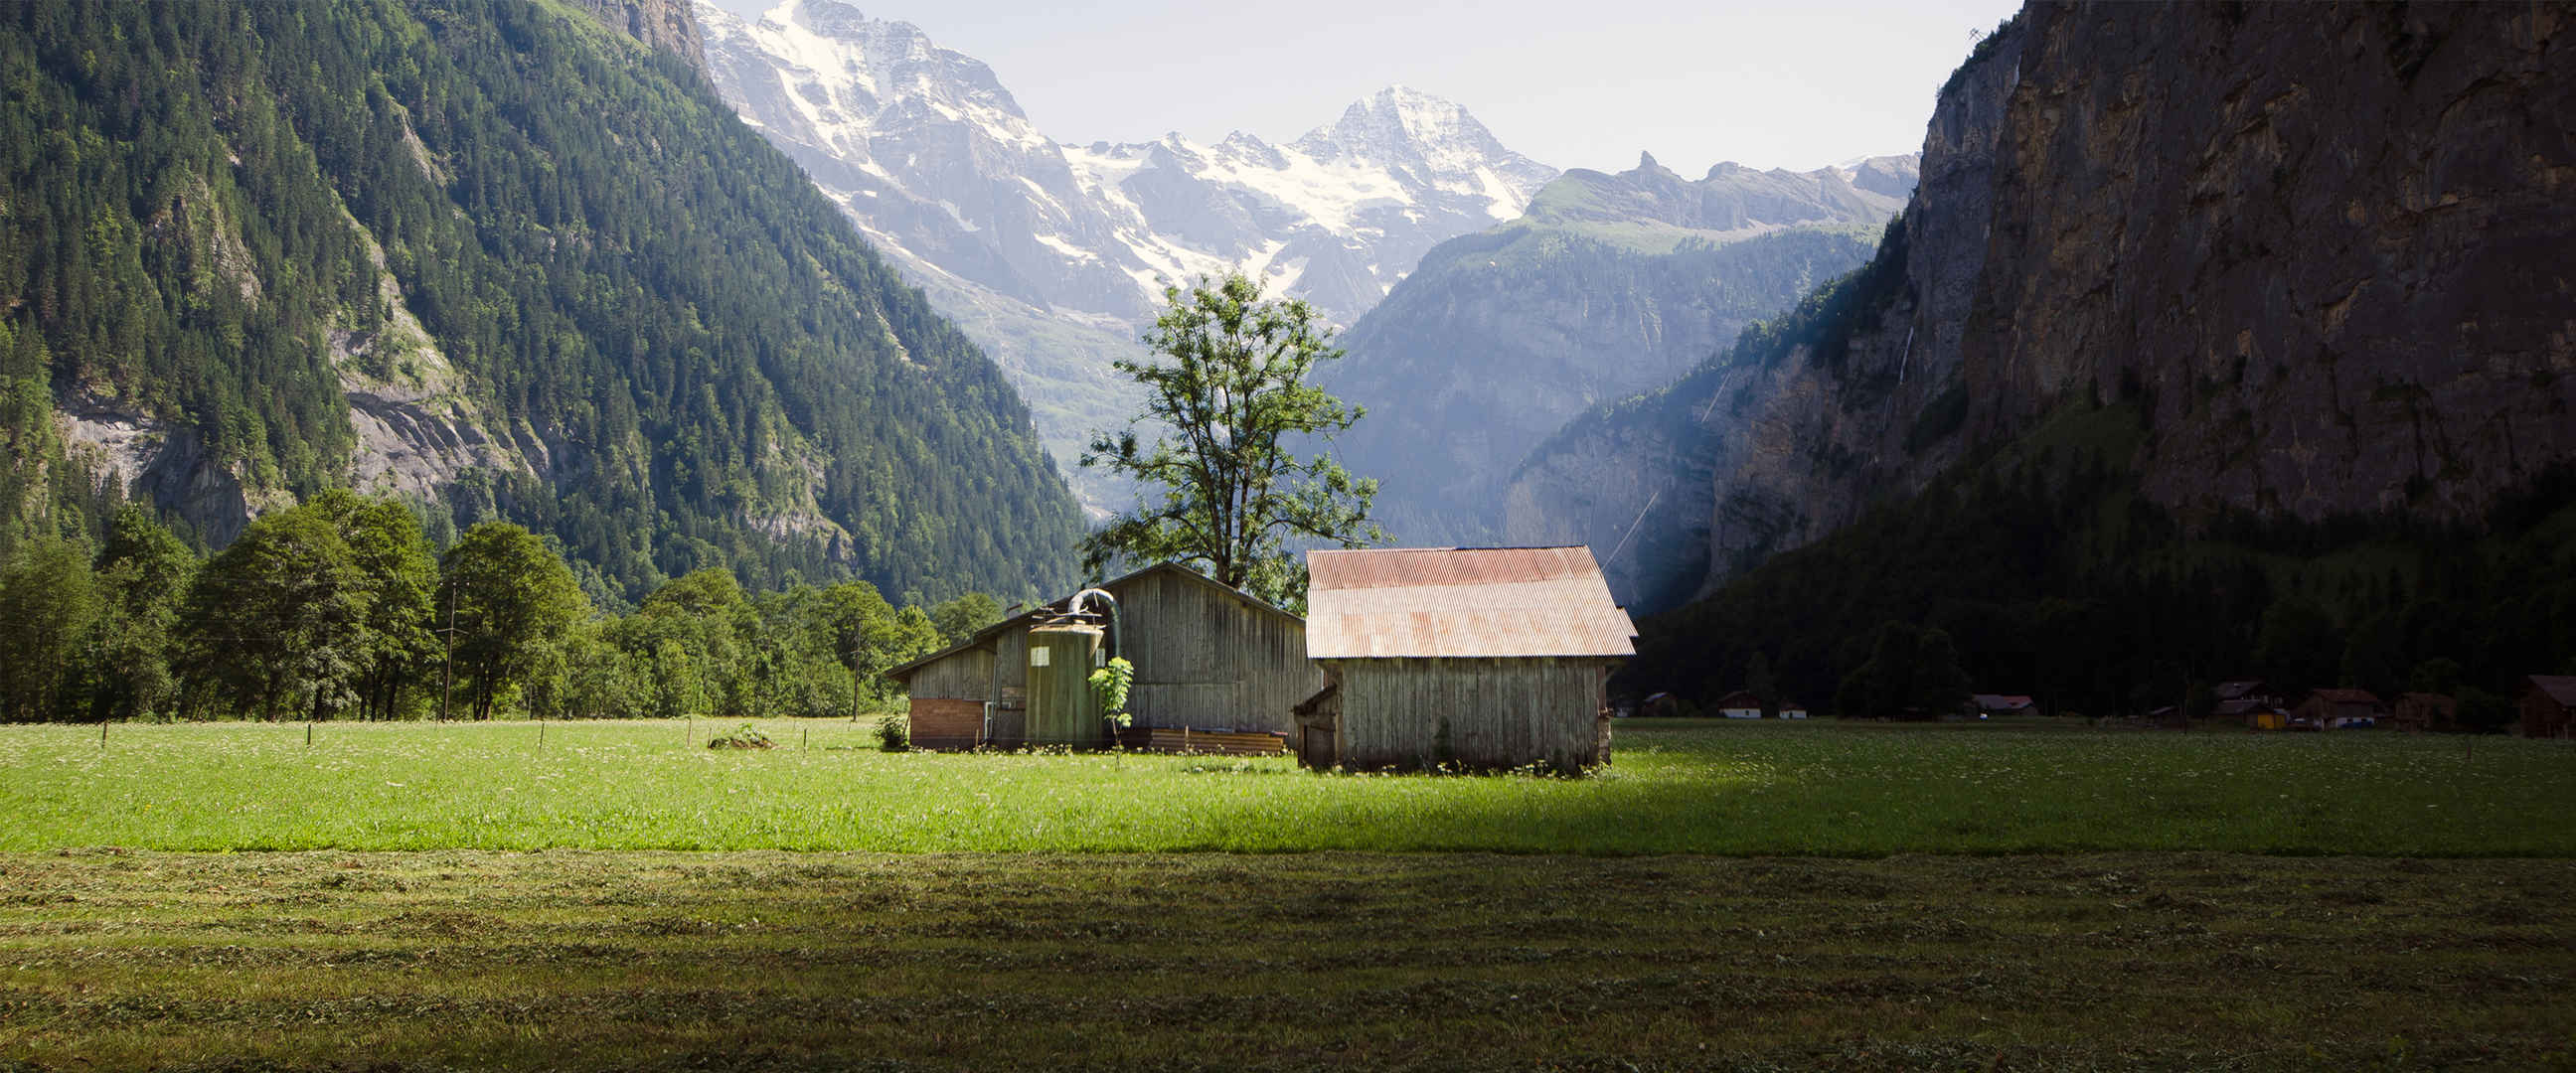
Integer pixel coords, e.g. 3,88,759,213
2296,689,2383,729
2523,676,2576,739
1296,546,1636,773
1713,690,1765,719
885,562,1323,752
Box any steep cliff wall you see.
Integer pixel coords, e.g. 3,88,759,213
565,0,708,75
1510,1,2576,611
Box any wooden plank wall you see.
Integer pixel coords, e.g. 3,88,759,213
906,647,993,701
1112,570,1324,735
988,626,1030,746
897,567,1324,748
1330,657,1615,772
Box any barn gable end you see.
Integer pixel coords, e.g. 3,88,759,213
1304,546,1636,773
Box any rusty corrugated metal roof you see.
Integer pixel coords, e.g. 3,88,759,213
1305,546,1636,659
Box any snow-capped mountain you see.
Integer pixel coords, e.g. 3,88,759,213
699,0,1553,326
695,0,1557,507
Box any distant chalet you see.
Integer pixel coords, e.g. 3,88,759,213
1298,546,1636,773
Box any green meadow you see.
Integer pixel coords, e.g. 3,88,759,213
4,719,2569,855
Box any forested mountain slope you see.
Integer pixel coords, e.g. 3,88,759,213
1326,153,1913,544
0,0,1080,602
1512,3,2576,712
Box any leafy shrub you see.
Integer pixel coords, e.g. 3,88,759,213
1088,657,1135,729
707,723,773,750
876,714,909,753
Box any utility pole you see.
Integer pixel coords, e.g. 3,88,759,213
850,641,863,723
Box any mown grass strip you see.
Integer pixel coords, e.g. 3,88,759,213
0,850,2570,1070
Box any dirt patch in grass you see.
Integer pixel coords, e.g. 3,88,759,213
1,850,2571,1070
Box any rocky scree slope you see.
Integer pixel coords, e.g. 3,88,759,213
694,0,1556,504
1326,152,1916,544
1509,2,2576,612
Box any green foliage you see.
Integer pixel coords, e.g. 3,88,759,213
0,535,99,721
80,507,195,721
2407,657,2466,695
1630,397,2576,719
179,508,378,721
2255,597,2339,696
706,722,772,750
0,0,1079,600
1087,656,1135,730
1832,621,1971,719
875,713,908,753
927,592,1004,647
0,489,957,724
440,523,588,720
2457,687,2516,733
1081,272,1381,611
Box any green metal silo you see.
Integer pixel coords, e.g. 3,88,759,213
1024,619,1105,747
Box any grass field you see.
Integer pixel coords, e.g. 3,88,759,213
5,720,2574,1069
2,850,2572,1070
2,719,2570,855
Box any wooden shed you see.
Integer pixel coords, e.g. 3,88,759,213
2296,689,2383,729
2523,676,2576,739
886,562,1323,751
1298,546,1636,773
1713,690,1764,719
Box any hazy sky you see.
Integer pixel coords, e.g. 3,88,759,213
703,0,2023,174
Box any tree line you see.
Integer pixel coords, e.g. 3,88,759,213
0,492,1004,724
1626,403,2576,725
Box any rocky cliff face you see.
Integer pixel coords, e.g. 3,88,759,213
1509,1,2575,612
566,0,709,75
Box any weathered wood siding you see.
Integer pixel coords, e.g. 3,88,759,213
893,565,1322,748
1326,657,1615,772
988,626,1030,746
1112,569,1323,734
905,647,993,701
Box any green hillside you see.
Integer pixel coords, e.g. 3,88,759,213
0,0,1079,602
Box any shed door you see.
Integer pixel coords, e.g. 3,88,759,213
1298,723,1336,770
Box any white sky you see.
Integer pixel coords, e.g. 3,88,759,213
703,0,2025,174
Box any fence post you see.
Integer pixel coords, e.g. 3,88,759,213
306,721,314,747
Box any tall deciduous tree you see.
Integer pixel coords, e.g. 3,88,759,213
1081,272,1380,610
0,535,100,721
181,509,374,721
309,491,437,720
84,506,195,721
440,523,587,720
